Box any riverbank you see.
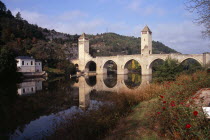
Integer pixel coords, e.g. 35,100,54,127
48,71,210,140
105,71,210,139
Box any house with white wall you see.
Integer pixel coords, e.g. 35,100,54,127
16,56,42,73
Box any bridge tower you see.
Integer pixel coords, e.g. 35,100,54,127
78,33,90,72
141,25,152,55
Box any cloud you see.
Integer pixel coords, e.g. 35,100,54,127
127,0,142,12
11,8,209,54
11,9,105,34
127,0,165,16
59,10,88,21
152,21,210,54
12,8,49,25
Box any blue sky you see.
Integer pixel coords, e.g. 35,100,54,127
2,0,209,54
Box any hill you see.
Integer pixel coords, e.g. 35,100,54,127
88,33,177,57
0,0,178,74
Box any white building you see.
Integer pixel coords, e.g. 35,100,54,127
16,56,42,73
17,80,43,95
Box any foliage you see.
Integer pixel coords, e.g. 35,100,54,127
153,58,182,82
127,60,141,72
49,91,138,140
88,33,177,57
151,71,210,139
0,47,19,80
152,58,203,82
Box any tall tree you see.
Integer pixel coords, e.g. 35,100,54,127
185,0,210,37
0,0,6,12
16,12,23,20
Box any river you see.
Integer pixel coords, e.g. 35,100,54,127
0,73,152,140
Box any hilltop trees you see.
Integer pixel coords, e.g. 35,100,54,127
0,1,6,12
16,12,23,20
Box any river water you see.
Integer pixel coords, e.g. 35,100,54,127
0,74,152,140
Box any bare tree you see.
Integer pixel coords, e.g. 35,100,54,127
185,0,210,38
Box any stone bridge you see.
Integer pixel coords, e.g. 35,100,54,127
72,26,210,75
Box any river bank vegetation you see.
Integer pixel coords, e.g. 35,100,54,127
107,71,210,139
49,69,210,139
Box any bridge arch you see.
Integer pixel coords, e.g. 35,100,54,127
103,60,117,74
149,58,165,75
85,61,96,72
180,58,203,66
124,59,141,74
179,58,202,72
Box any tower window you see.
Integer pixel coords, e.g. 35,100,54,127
22,61,24,65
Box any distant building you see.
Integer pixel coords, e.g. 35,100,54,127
16,56,42,72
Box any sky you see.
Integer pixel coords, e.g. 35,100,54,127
2,0,210,54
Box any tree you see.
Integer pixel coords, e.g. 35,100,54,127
153,58,182,82
0,0,6,12
0,47,18,80
6,10,13,17
185,0,210,37
16,12,23,20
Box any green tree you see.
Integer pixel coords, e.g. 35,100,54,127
153,58,182,82
0,47,18,80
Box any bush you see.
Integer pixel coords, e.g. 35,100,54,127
151,71,210,139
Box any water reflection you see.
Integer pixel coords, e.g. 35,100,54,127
77,74,152,110
17,79,44,95
103,74,117,88
124,73,141,89
2,74,152,140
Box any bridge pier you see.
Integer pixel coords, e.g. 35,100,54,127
117,64,125,74
141,65,152,75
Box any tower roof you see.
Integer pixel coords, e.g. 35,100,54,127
79,33,88,40
141,25,152,34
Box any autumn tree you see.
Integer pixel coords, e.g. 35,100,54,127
185,0,210,37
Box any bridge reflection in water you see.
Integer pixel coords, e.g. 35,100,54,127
73,74,152,110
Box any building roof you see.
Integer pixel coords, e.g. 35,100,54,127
16,56,34,60
142,25,152,34
79,33,88,40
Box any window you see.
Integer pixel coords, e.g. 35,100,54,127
39,63,40,65
22,61,24,65
31,88,33,92
27,63,28,65
23,88,25,93
31,61,33,65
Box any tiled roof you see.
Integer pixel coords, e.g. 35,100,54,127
142,25,152,33
79,33,88,40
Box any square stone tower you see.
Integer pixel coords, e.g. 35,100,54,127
78,33,89,71
141,26,152,55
